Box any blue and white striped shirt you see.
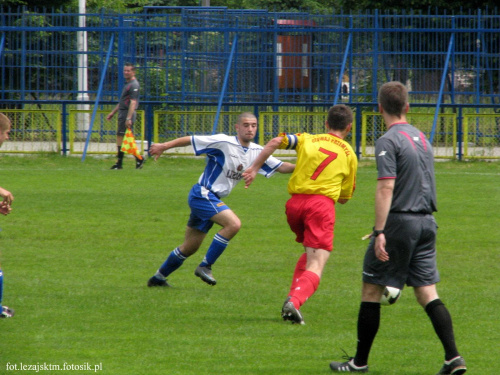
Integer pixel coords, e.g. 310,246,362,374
192,134,283,198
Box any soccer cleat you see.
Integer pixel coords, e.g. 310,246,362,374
136,158,145,169
147,276,171,287
0,306,15,318
436,356,467,375
329,358,368,373
281,298,305,325
194,265,217,286
110,163,123,170
281,296,291,316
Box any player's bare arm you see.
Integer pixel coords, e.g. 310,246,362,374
125,99,138,128
242,136,284,188
149,136,192,160
0,187,13,215
277,162,295,174
0,187,14,206
106,104,119,120
373,179,394,262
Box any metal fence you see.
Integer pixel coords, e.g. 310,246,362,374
0,6,499,159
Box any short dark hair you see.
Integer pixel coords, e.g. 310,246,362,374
378,81,408,117
237,112,257,124
124,63,136,71
326,104,353,131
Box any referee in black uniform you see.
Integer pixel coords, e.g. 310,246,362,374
330,81,466,374
106,63,143,170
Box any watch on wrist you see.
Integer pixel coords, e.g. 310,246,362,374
372,228,384,237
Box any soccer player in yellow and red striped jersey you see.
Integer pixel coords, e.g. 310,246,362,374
243,104,357,324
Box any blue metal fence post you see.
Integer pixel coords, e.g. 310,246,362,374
146,103,154,153
0,34,4,99
181,12,187,102
348,15,353,103
212,33,238,135
273,16,279,104
372,10,379,103
61,102,68,156
81,34,115,161
0,34,4,60
474,11,483,143
355,103,362,158
333,33,352,106
430,22,455,144
118,16,125,93
457,106,463,160
475,10,482,110
21,16,26,102
254,104,260,144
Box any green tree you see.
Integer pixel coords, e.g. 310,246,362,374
3,0,496,13
209,0,342,12
0,0,69,8
350,0,498,12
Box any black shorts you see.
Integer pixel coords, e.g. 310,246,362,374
362,213,440,289
117,111,136,136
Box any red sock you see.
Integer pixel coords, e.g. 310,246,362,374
289,253,307,295
289,270,320,309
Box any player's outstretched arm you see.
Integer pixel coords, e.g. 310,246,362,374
106,104,119,120
242,136,283,189
0,187,13,205
242,166,258,188
149,136,192,161
278,162,295,174
0,187,13,215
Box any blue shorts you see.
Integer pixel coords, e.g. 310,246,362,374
187,184,229,233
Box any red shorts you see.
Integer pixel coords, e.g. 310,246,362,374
285,194,336,251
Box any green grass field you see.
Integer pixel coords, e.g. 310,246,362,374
0,155,498,374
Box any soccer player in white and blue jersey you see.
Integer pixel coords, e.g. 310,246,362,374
147,112,294,287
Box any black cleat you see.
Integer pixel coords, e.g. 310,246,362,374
110,163,123,170
136,158,145,169
281,298,305,325
281,296,292,317
436,356,467,375
0,306,15,318
329,358,368,373
194,265,217,286
147,276,171,287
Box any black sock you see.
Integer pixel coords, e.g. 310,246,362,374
425,299,460,361
117,146,124,165
354,301,380,367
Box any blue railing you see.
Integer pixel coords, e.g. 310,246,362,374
0,7,498,108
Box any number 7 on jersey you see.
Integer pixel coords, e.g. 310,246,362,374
310,148,338,180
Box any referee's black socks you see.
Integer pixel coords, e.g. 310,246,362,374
354,301,381,367
425,299,460,361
